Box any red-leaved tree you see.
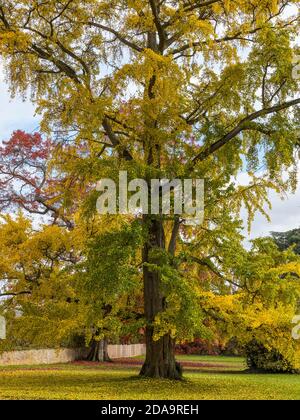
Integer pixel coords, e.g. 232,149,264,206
0,130,73,228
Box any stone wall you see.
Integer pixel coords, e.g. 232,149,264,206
0,344,146,366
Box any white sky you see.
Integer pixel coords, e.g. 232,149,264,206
236,171,300,241
0,63,299,240
0,64,39,138
249,191,300,238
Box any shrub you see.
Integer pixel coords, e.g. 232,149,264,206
245,340,299,373
175,339,222,355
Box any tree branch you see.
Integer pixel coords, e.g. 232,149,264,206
169,14,299,56
25,25,91,78
86,22,143,53
163,0,221,30
183,0,222,13
190,256,242,289
102,118,133,161
170,28,262,56
30,44,81,84
0,6,9,28
148,0,167,51
168,217,181,255
191,98,300,165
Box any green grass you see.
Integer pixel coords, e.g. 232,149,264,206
0,356,299,400
133,354,245,366
177,355,245,364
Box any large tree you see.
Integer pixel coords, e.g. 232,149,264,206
0,0,300,379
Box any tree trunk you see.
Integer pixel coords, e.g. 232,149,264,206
87,338,112,362
140,327,182,379
139,216,182,379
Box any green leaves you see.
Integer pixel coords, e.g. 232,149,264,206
83,219,143,295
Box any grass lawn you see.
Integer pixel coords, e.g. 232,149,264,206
0,355,299,400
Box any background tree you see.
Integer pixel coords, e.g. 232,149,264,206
175,227,300,372
272,228,300,254
0,0,300,379
0,214,82,349
0,213,143,359
0,130,121,361
0,130,74,228
79,217,145,361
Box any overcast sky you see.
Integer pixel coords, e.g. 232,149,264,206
0,64,40,139
0,64,299,241
236,171,300,241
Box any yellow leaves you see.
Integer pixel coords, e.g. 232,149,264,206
244,304,285,329
0,213,30,248
143,48,168,65
0,31,14,43
39,85,109,142
269,262,300,278
0,214,78,287
254,0,279,21
270,0,280,15
228,175,278,233
212,2,223,14
0,31,30,55
294,351,300,370
201,291,243,314
223,0,232,12
125,13,141,28
28,225,72,253
189,16,214,36
241,303,300,371
178,14,214,45
152,292,181,340
210,0,281,28
243,303,295,332
113,48,185,131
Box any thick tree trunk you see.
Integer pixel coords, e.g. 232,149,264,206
87,338,112,362
140,327,182,379
139,216,182,379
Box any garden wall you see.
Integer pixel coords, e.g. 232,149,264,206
0,344,146,366
108,344,146,359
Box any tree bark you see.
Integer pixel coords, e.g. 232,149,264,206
86,338,112,362
139,216,182,379
139,31,182,380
